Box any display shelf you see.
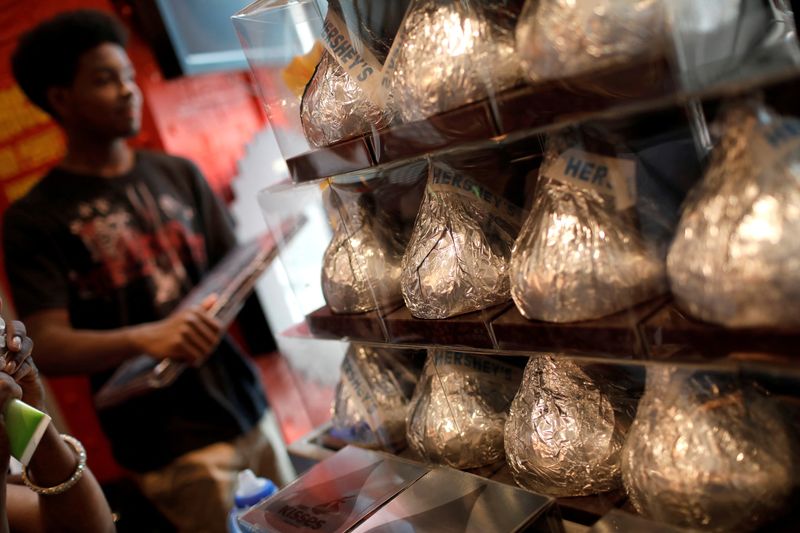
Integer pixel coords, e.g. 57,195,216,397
641,303,800,359
384,303,509,349
285,135,374,186
283,63,800,184
492,297,668,356
306,303,507,350
305,301,650,356
299,298,800,372
492,57,673,135
242,4,800,530
371,98,497,165
284,96,498,183
306,304,402,342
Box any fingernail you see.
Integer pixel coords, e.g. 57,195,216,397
10,336,21,351
5,362,15,374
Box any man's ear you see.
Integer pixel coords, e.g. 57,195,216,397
45,86,70,121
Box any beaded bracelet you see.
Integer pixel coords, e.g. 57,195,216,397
21,434,87,496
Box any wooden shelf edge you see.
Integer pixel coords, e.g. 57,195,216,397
301,300,800,372
285,63,800,184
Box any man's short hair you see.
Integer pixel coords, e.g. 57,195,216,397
11,9,129,117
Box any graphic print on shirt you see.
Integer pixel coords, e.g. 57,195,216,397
68,181,206,306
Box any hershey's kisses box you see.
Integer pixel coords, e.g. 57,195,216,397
237,445,428,533
350,467,562,533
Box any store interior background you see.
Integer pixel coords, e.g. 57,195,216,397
0,0,341,527
5,1,800,530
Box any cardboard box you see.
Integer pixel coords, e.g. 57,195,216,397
238,446,428,533
351,466,562,533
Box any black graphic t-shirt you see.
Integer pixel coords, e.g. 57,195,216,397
2,151,266,472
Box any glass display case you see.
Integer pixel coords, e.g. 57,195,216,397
234,1,800,531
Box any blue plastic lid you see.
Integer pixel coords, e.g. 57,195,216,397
234,470,278,509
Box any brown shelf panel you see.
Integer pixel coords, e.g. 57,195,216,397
494,57,674,135
372,98,497,164
304,298,800,369
492,297,667,357
284,62,799,184
286,135,374,184
284,58,674,184
384,303,509,349
285,97,498,183
307,297,652,357
641,303,800,359
306,305,394,343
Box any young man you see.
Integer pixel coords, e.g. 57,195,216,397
4,10,293,532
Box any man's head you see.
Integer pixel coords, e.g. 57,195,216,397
12,9,142,139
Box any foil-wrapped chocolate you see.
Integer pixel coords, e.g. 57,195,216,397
406,350,522,469
300,51,393,147
510,132,666,322
385,0,523,123
331,345,422,451
400,155,524,319
622,367,796,532
301,0,411,146
667,101,800,327
322,191,405,313
515,0,665,83
504,355,636,497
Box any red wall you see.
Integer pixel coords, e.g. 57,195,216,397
119,0,267,201
0,0,268,483
0,0,266,207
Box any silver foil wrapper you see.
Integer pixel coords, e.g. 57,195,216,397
385,0,523,123
622,367,796,532
0,316,6,352
515,0,665,83
301,50,393,148
504,355,635,497
331,344,420,451
406,350,522,469
322,193,404,314
400,162,522,319
667,102,800,327
510,134,666,322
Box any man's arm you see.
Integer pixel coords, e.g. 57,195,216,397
183,162,279,355
24,301,223,375
4,202,221,376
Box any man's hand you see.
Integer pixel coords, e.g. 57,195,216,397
133,295,222,366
